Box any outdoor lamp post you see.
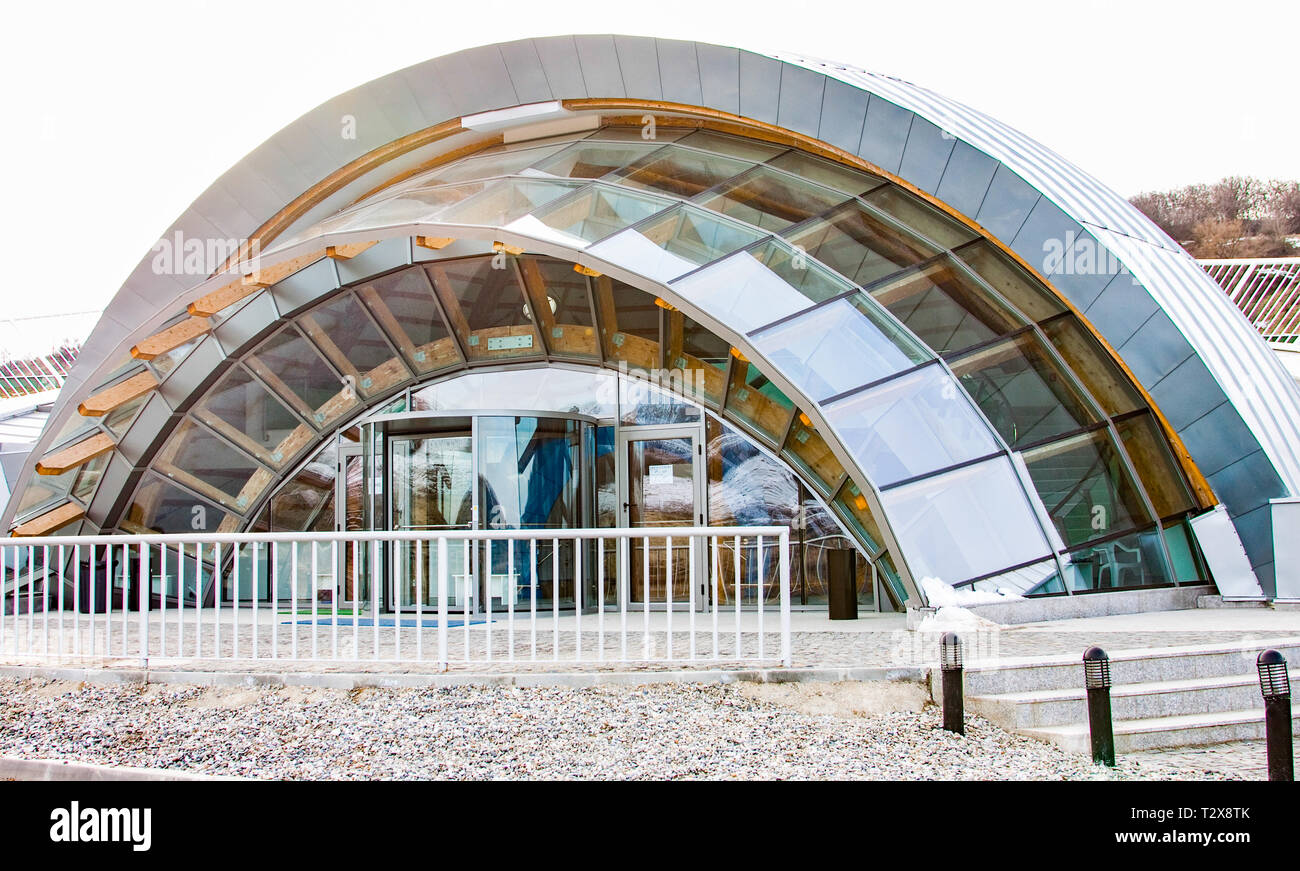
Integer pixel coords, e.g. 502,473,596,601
1257,649,1293,782
940,632,964,735
1083,646,1115,767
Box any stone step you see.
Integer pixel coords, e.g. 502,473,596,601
969,674,1300,730
960,637,1300,695
1023,708,1300,754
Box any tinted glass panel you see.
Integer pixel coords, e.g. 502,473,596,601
1060,527,1170,592
955,240,1065,322
694,166,851,231
1115,412,1197,519
861,186,977,249
868,258,1025,355
526,184,672,245
155,419,270,513
193,365,312,467
724,360,795,443
518,256,599,360
766,151,885,196
247,325,358,428
353,269,461,375
1040,316,1143,417
426,257,542,362
610,145,755,198
298,292,411,398
784,200,941,288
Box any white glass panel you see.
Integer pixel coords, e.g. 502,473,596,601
411,368,618,419
586,227,702,284
881,456,1051,585
824,362,1000,485
669,251,808,333
751,297,931,401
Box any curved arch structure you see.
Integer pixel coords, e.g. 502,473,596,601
9,36,1300,603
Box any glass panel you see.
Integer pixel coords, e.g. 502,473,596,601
14,468,74,519
123,474,234,535
751,294,929,401
246,324,359,428
426,257,543,362
783,412,846,495
193,365,312,467
154,419,271,514
609,145,755,199
831,480,884,555
593,275,660,370
1060,527,1171,592
523,184,672,246
587,125,688,143
948,331,1100,449
670,238,851,334
1163,519,1208,583
595,425,617,529
824,362,1000,486
1022,430,1154,549
694,166,851,232
724,359,795,443
1114,412,1197,519
766,151,885,196
628,435,696,603
955,240,1065,322
103,393,148,438
411,368,617,419
392,433,474,609
146,334,202,378
268,442,337,533
71,452,109,502
881,456,1051,585
427,143,569,184
967,559,1063,597
531,141,662,179
801,502,872,608
706,417,796,607
1039,316,1143,417
861,186,977,249
673,130,787,163
353,268,461,375
480,417,584,608
517,256,600,360
592,205,766,284
619,375,701,425
783,200,942,288
868,258,1026,356
325,182,487,233
437,178,584,226
663,309,729,406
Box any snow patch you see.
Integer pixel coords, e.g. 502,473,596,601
919,576,1024,607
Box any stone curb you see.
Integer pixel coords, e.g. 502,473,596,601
0,663,928,691
0,755,232,782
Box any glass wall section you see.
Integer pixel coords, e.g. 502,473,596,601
724,358,795,444
531,141,661,179
1039,316,1144,417
824,362,1000,486
751,295,929,401
525,184,671,246
1060,528,1171,592
860,186,977,249
880,457,1051,586
671,239,852,334
831,480,884,555
246,324,359,428
478,416,586,608
516,256,600,360
1115,412,1197,519
783,411,846,496
693,166,851,231
663,308,729,407
391,432,474,609
425,142,569,185
947,332,1101,449
866,259,1025,356
412,368,618,418
325,182,487,234
153,419,272,514
124,473,235,535
193,365,313,468
1022,430,1153,550
593,274,661,369
608,145,755,198
765,151,885,196
954,241,1065,323
588,205,764,283
672,129,787,162
784,200,942,288
353,268,462,375
267,442,337,533
425,257,542,362
438,178,584,226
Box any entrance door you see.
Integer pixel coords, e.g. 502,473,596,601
389,433,475,611
620,427,704,608
337,444,365,608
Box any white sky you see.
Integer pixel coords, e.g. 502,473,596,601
1,0,1296,322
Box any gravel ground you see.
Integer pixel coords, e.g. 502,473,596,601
0,677,1247,780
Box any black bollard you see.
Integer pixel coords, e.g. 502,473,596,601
940,632,964,735
1083,646,1115,767
1257,649,1293,782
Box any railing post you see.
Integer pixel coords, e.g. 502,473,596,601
138,542,149,668
779,528,792,668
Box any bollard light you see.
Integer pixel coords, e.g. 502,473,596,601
1083,646,1111,690
939,632,964,735
1257,649,1293,782
1082,646,1115,767
941,631,963,670
1258,649,1290,700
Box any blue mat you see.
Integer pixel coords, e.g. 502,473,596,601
283,617,490,628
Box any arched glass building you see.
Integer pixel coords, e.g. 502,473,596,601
7,35,1300,612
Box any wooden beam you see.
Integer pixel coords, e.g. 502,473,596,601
416,236,456,250
12,502,84,537
573,263,602,278
130,316,210,361
188,277,260,318
492,241,525,256
35,432,115,475
242,250,328,288
77,371,158,417
325,241,378,260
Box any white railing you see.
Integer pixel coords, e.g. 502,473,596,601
1200,257,1300,346
0,527,792,669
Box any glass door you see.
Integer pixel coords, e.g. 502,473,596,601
389,433,475,611
621,427,703,608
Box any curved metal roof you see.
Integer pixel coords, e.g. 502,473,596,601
13,35,1299,594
